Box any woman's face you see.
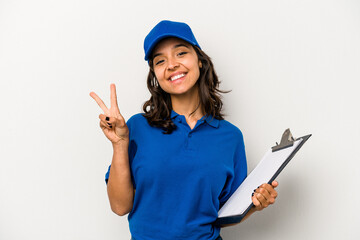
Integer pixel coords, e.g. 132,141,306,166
151,37,202,96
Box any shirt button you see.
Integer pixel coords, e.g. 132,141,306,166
188,134,192,138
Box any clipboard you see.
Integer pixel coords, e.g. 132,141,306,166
215,129,311,226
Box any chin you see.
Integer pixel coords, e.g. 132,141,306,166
162,82,198,96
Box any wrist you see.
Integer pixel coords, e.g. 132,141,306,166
112,139,129,149
249,206,258,213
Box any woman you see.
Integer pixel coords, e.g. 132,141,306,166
90,20,278,240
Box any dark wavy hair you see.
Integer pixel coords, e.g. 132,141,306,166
142,45,231,134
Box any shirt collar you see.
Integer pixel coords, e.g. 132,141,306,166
170,110,220,128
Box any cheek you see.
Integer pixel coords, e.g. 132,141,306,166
154,65,168,81
187,59,200,78
191,65,201,80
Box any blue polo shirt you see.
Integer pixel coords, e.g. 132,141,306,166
105,110,247,240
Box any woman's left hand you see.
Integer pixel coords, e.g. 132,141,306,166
252,180,278,211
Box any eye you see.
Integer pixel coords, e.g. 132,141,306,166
155,59,164,65
177,51,187,56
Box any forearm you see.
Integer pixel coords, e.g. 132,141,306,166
220,207,257,228
107,140,134,216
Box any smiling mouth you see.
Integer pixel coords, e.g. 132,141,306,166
169,73,186,81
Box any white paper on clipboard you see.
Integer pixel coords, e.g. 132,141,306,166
218,138,303,218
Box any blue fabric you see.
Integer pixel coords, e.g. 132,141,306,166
105,110,247,240
143,20,201,61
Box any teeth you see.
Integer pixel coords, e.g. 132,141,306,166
170,73,185,81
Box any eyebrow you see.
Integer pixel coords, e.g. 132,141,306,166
152,43,191,59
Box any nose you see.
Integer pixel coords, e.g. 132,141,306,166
167,57,179,70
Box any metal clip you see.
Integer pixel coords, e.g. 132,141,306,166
272,128,295,152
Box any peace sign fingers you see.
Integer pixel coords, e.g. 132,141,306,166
90,91,109,114
110,83,120,111
90,84,129,144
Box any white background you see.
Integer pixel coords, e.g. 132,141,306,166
1,0,359,239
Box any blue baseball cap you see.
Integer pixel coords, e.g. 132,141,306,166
144,20,201,61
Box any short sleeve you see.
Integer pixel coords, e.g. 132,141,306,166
105,116,138,187
105,165,111,184
219,131,247,207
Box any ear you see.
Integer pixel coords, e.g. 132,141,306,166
199,61,202,68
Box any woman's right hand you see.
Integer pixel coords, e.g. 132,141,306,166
90,83,129,145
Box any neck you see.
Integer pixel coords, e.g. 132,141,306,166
170,85,204,120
